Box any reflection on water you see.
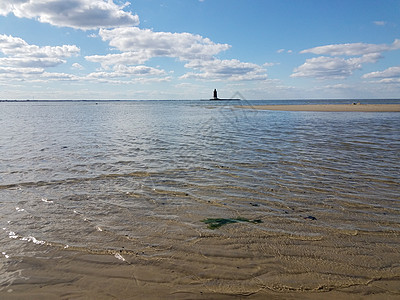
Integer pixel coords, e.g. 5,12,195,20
1,101,400,298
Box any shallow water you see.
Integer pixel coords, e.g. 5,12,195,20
1,100,400,299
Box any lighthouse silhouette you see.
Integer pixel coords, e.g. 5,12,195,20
213,89,218,100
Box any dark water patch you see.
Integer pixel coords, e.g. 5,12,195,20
201,217,263,229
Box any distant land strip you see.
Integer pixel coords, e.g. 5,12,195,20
238,104,400,112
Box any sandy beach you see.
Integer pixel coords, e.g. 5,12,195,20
239,104,400,112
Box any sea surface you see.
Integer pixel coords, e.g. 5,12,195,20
1,99,400,299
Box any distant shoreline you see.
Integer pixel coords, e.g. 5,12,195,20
2,99,400,103
0,99,123,103
238,104,400,112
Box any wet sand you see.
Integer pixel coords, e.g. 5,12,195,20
239,104,400,112
3,225,400,300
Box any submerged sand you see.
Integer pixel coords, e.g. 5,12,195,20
1,102,400,299
239,104,400,112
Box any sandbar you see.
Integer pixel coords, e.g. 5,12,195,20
238,104,400,112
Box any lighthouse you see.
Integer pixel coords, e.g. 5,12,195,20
208,89,239,101
213,89,218,100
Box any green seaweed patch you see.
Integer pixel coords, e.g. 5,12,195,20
201,217,263,229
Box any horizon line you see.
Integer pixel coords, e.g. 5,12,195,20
2,98,400,103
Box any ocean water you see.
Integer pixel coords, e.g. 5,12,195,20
1,100,399,298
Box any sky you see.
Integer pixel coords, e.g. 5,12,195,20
0,0,400,100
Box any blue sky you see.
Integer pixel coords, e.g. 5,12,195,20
0,0,399,100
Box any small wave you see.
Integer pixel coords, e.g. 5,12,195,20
21,236,46,245
6,230,46,245
41,198,54,203
0,171,154,190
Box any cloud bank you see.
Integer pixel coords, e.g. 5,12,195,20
182,59,268,81
85,27,267,81
300,39,400,56
363,66,400,83
363,66,400,79
0,34,79,80
292,40,400,79
0,1,269,84
86,27,230,66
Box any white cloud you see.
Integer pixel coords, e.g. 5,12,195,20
375,78,400,84
362,66,400,84
292,40,399,79
85,27,231,69
291,54,382,79
86,27,267,82
0,66,79,82
0,34,80,81
72,63,84,70
113,64,166,76
85,75,171,84
96,27,230,62
291,56,360,79
277,49,292,54
0,66,43,75
1,3,268,85
86,51,151,67
263,62,278,67
0,57,66,68
312,83,351,90
0,30,185,84
88,65,166,79
363,66,400,79
0,34,80,60
300,39,400,56
181,59,268,81
0,67,80,82
0,0,139,30
373,21,387,26
41,72,80,81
